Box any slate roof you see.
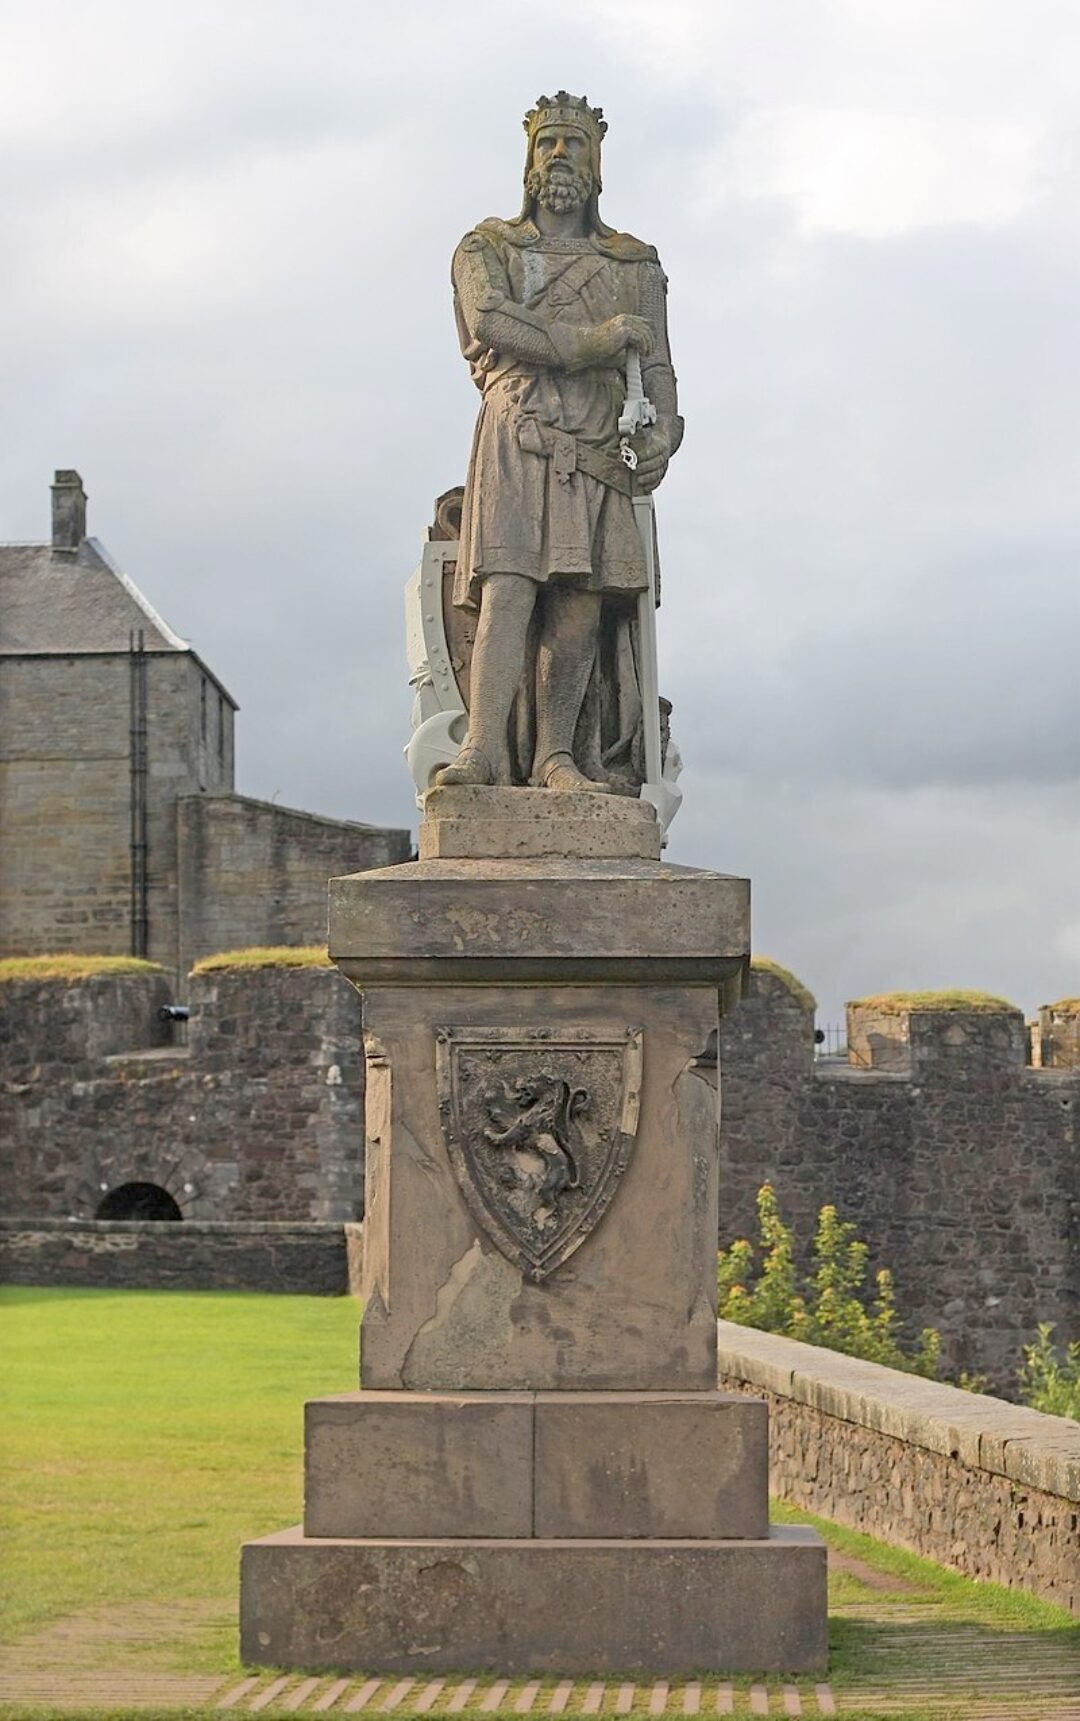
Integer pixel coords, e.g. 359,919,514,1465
0,537,189,656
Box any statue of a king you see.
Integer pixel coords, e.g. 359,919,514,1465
436,92,682,796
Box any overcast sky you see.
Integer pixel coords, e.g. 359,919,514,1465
3,0,1078,1022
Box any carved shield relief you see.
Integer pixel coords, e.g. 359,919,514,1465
436,1026,643,1281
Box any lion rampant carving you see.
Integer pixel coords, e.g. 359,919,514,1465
481,1074,589,1217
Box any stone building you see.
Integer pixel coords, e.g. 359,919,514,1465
0,472,411,977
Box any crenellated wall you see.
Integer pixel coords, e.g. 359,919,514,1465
719,970,1080,1392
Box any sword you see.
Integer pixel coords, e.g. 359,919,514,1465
619,350,680,834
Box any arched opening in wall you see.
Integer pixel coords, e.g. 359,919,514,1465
95,1182,183,1221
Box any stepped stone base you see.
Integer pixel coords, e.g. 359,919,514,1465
240,1527,827,1675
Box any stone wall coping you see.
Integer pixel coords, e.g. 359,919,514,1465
813,1063,1080,1087
813,1066,910,1085
0,1217,350,1236
716,1320,1080,1502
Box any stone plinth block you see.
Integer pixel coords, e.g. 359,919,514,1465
419,786,662,861
240,1526,827,1675
303,1390,767,1541
534,1392,768,1539
305,1392,533,1539
330,858,748,1394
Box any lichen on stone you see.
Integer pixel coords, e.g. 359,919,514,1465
0,953,164,983
750,956,816,1012
190,945,331,974
848,989,1017,1014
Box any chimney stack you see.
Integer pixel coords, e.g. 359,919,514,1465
51,469,87,552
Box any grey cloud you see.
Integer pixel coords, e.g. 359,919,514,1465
2,1,1077,1025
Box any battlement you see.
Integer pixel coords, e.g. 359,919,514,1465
846,991,1028,1076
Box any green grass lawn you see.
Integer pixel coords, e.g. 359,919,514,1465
0,1287,359,1670
1,1287,1076,1721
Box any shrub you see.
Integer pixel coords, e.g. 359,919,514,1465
718,1184,940,1377
1018,1324,1080,1421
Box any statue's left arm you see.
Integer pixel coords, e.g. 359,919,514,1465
634,261,684,495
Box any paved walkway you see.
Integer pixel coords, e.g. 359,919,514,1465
1,1562,1077,1717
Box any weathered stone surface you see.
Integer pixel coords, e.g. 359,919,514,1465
718,1321,1080,1615
420,788,662,860
533,1392,767,1538
330,858,750,988
424,786,657,826
419,816,662,862
240,1526,828,1674
304,1393,533,1538
357,980,720,1392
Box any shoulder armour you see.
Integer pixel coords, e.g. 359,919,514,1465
599,229,659,263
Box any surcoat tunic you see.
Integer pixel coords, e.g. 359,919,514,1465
452,220,674,612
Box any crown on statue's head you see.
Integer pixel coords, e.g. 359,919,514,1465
524,92,608,148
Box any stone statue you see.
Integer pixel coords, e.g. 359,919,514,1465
435,92,683,799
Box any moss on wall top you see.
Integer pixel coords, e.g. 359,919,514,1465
191,945,331,975
751,956,816,1012
848,989,1017,1014
0,954,164,984
1044,996,1080,1016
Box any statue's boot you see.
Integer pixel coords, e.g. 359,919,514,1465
537,752,613,793
435,744,495,787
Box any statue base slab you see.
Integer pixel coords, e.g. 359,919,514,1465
419,784,662,861
240,1526,827,1676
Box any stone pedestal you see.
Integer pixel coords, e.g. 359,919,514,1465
240,791,827,1674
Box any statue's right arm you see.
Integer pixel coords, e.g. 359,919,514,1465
453,234,644,372
454,234,566,368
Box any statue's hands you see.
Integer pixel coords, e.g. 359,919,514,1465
633,420,678,493
595,314,652,363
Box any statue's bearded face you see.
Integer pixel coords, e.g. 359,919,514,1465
527,126,595,214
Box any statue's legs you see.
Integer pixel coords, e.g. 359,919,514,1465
534,586,611,792
437,573,536,786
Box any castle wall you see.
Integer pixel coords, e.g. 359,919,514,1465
0,657,133,956
0,963,364,1226
719,971,1080,1392
175,794,412,978
3,962,1076,1387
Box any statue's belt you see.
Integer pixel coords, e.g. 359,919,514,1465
516,417,633,497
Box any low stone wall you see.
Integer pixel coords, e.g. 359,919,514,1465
0,1219,351,1294
716,1321,1079,1616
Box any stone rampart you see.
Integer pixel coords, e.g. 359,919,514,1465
0,960,364,1230
719,970,1080,1391
3,959,1077,1362
716,1321,1079,1615
0,1218,352,1294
